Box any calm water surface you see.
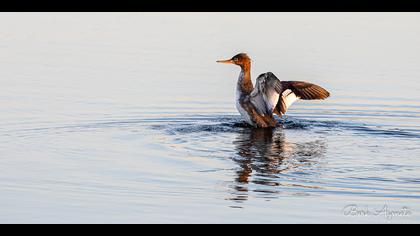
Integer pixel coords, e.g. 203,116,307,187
0,13,419,223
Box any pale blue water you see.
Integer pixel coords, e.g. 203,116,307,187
0,13,419,223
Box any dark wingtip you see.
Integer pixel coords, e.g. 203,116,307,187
265,72,278,79
288,82,331,100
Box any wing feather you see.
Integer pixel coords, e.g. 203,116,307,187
250,74,331,117
250,72,281,116
274,81,330,116
282,81,330,100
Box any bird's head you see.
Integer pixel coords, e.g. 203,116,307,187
217,53,251,68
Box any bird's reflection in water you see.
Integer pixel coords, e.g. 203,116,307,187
228,127,327,205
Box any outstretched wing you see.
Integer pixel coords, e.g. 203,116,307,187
249,72,282,116
249,73,331,117
274,81,330,116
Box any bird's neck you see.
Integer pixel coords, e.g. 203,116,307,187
237,63,253,95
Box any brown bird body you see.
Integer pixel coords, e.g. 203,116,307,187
217,53,330,128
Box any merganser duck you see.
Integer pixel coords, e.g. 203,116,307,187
217,53,330,128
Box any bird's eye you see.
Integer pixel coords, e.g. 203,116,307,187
234,58,238,61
